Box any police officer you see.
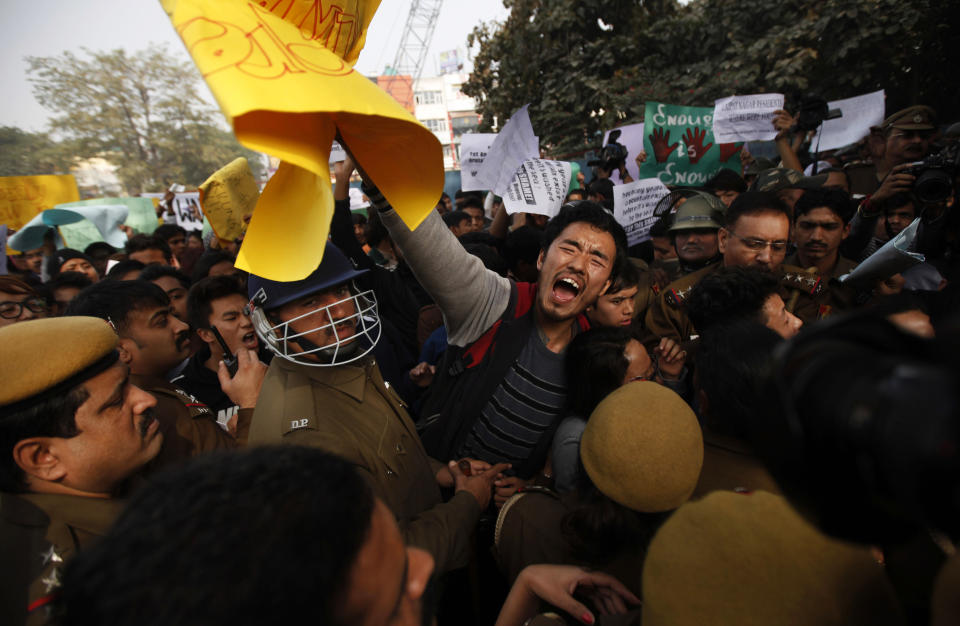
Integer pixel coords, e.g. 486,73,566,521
246,241,505,573
0,317,162,625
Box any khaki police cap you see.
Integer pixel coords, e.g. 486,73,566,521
580,381,703,513
0,317,118,409
881,105,936,132
642,490,905,626
669,194,725,232
750,167,827,192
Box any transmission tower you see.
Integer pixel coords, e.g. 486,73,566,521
389,0,442,82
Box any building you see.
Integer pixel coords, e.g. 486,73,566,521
410,73,480,171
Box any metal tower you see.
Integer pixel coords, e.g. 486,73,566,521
388,0,443,81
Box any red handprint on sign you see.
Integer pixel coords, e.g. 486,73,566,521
649,128,678,163
719,142,743,163
683,128,713,164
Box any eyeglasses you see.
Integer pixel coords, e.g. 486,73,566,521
725,229,789,253
627,354,660,383
0,298,47,319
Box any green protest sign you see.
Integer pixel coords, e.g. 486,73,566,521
56,197,159,250
637,101,742,186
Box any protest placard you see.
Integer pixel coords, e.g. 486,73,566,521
199,157,259,242
165,0,443,280
45,205,129,250
171,193,204,231
811,90,885,152
638,102,742,187
601,123,645,184
329,141,347,164
0,175,79,231
460,133,497,191
712,93,784,143
502,159,572,218
349,187,370,211
613,178,671,246
839,217,924,288
474,105,540,196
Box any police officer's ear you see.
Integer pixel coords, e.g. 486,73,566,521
717,227,730,254
196,328,216,345
12,438,67,485
116,338,136,365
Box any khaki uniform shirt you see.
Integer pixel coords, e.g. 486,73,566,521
692,429,781,499
132,374,246,475
782,254,858,322
250,357,481,573
0,492,123,625
644,263,721,342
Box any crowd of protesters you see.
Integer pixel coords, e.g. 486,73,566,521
1,102,960,626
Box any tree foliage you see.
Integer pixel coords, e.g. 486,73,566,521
26,44,264,193
0,127,78,177
463,0,960,156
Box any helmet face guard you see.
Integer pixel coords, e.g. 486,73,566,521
248,285,381,367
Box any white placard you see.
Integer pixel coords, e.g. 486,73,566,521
811,90,885,152
172,192,204,231
502,159,572,218
712,93,785,143
601,123,645,184
613,178,671,246
329,140,347,164
348,186,370,210
474,104,540,196
459,133,497,191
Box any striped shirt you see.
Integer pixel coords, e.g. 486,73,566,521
459,330,567,465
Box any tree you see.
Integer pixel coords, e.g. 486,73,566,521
463,0,960,157
26,44,265,193
0,126,78,176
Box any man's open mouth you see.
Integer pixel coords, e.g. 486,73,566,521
242,331,257,347
552,276,581,304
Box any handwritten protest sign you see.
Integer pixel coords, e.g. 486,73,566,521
171,193,204,231
502,159,571,218
162,0,443,280
199,157,259,242
601,123,645,184
329,141,347,164
840,217,923,288
613,178,671,246
474,105,540,196
712,93,784,143
811,90,885,152
460,133,497,192
0,175,79,231
638,102,742,187
348,187,370,211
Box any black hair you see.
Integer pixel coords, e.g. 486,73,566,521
0,386,87,492
464,243,508,277
542,201,628,285
880,191,918,213
187,274,247,332
46,271,94,293
350,213,367,226
104,259,146,281
458,231,501,248
363,210,390,248
186,230,204,242
83,241,117,259
686,266,781,334
139,264,191,290
724,191,791,228
190,251,236,284
694,320,782,438
65,280,169,333
820,167,851,188
154,223,187,243
704,168,747,193
442,210,471,228
565,326,634,417
793,188,856,224
865,293,930,317
607,258,641,294
125,234,172,262
565,188,586,203
53,447,375,626
459,196,485,211
502,226,543,270
50,249,95,278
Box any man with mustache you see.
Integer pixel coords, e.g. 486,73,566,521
847,106,937,198
0,317,162,625
65,281,246,467
786,188,857,281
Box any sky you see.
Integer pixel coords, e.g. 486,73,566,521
0,0,510,132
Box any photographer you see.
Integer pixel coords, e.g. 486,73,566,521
591,130,634,184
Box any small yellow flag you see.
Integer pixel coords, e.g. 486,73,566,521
199,157,260,242
162,0,444,280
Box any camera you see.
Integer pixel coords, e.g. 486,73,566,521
794,94,842,132
903,143,960,204
588,129,629,171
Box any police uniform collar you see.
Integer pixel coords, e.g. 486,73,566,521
14,492,125,538
275,356,372,403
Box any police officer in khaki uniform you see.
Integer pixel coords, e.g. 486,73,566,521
646,191,839,341
0,317,163,625
247,241,505,574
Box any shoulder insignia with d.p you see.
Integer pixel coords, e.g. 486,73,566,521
666,286,693,308
284,415,318,435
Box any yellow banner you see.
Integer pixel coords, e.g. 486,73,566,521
163,0,444,280
0,175,80,231
199,157,259,242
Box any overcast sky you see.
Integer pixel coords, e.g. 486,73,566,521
0,0,510,131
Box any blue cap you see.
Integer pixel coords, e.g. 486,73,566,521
247,241,368,311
